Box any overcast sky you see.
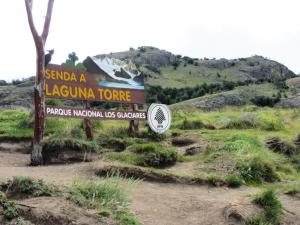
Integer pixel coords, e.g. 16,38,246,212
0,0,299,81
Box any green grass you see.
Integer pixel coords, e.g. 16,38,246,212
7,176,55,197
68,176,141,225
0,191,18,220
249,190,283,225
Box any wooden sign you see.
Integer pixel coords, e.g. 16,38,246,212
46,105,147,120
45,64,145,104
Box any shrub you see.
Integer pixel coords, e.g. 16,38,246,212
252,190,283,225
236,158,279,184
139,126,167,141
43,137,98,153
221,115,258,129
131,143,178,167
0,191,18,220
251,96,280,107
68,177,140,224
257,115,284,131
98,136,132,152
3,201,18,220
226,175,243,188
9,176,55,197
180,118,214,130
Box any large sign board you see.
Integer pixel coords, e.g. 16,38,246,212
45,62,145,104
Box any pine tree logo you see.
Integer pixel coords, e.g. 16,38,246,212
154,107,166,125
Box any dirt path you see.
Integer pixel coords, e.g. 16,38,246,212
129,182,256,225
2,151,299,225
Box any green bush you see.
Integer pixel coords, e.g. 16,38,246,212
68,177,140,224
180,118,214,130
236,158,279,184
98,136,133,151
226,175,243,188
3,201,18,220
252,190,283,225
131,143,178,167
9,176,55,197
180,118,205,129
257,115,284,131
221,115,258,129
43,137,98,153
0,191,18,220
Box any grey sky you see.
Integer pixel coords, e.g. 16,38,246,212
0,0,299,81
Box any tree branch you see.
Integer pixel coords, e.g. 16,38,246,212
41,0,54,41
24,0,39,43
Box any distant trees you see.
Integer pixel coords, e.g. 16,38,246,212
146,80,251,105
62,52,86,70
251,95,280,107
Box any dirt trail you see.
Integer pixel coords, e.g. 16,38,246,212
129,182,256,225
1,151,299,225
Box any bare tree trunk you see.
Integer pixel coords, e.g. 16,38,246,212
129,104,139,136
25,0,54,166
84,101,93,141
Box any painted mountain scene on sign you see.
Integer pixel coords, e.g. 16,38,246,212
83,56,144,90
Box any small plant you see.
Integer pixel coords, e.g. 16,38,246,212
251,190,283,225
180,118,214,130
131,143,178,167
0,191,18,220
9,176,55,197
226,175,243,188
3,201,18,220
68,177,140,224
236,158,279,184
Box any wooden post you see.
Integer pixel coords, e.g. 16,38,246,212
129,104,139,136
25,0,54,166
84,101,93,141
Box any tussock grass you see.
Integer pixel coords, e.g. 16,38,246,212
43,137,98,153
236,158,279,184
68,176,141,225
2,176,55,198
130,143,178,167
0,192,18,220
248,190,283,225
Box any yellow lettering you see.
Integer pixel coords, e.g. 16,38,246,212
52,85,61,97
126,91,131,102
45,83,51,96
104,89,112,100
98,88,104,99
70,73,77,82
60,85,69,97
112,90,119,101
87,88,95,99
80,74,86,83
45,69,51,79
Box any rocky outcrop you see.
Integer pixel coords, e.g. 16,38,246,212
96,46,177,68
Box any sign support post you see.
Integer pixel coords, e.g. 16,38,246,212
129,104,139,136
84,101,93,140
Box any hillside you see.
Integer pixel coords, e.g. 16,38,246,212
98,46,296,88
0,46,298,109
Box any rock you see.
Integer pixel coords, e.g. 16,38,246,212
265,137,296,155
224,198,263,224
184,146,202,156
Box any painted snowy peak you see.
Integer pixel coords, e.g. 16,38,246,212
83,56,144,90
